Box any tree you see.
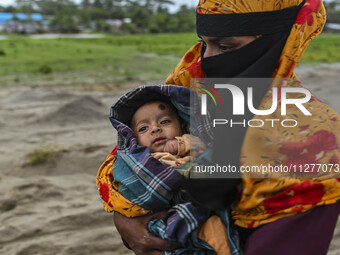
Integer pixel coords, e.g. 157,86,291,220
89,8,110,20
8,0,195,34
15,0,37,15
78,8,91,27
130,5,152,32
1,5,17,12
93,0,103,9
15,0,77,16
81,0,91,9
174,5,195,32
102,0,114,10
324,1,340,24
50,1,78,32
142,0,173,12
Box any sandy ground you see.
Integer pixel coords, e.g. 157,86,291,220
0,64,340,255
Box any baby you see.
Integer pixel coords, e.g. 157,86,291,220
97,85,236,254
131,100,206,168
129,100,232,254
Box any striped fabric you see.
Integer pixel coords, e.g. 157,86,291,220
148,194,241,255
108,85,240,254
110,84,208,210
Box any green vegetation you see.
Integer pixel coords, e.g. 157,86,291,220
324,1,340,24
0,33,339,87
0,33,198,86
25,145,60,166
1,0,196,34
38,64,53,74
300,33,340,64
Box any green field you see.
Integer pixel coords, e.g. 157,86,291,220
0,33,339,87
300,33,340,64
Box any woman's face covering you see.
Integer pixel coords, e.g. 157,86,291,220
199,35,256,58
199,31,289,78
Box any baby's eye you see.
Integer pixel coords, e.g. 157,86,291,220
138,126,148,132
160,120,170,125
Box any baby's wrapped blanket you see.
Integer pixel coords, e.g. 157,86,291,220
96,85,240,254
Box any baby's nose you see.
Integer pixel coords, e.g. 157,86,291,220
151,124,161,133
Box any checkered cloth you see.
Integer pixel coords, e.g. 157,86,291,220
109,85,239,254
110,84,210,210
148,199,241,255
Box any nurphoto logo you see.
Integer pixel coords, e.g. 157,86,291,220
199,82,312,128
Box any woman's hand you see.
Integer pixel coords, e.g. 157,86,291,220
113,211,181,255
163,139,178,155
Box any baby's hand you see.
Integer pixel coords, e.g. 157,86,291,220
163,139,178,155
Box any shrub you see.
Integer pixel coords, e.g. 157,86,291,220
38,65,53,74
25,146,60,166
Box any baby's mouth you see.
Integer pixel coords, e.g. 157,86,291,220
153,137,166,145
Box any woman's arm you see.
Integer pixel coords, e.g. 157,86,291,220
114,211,181,255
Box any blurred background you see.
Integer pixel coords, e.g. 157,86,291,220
0,0,199,87
0,0,338,87
0,1,339,255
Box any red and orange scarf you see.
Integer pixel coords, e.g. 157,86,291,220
166,0,340,228
97,0,340,229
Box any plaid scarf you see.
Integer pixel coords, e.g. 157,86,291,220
110,85,192,209
101,84,240,254
148,196,240,255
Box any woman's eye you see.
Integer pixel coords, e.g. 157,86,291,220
160,120,170,125
219,45,236,53
138,126,148,132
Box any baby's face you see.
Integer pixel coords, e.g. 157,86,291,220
131,101,182,153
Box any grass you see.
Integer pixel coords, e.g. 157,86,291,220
0,32,339,86
0,33,199,86
25,145,60,166
300,33,340,64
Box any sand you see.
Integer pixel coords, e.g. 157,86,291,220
0,64,339,255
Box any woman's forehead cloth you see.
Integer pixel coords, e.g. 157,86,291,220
197,2,304,37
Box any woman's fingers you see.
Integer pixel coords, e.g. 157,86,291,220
145,234,181,251
113,211,181,254
144,210,168,221
134,250,162,255
137,212,181,251
142,251,162,255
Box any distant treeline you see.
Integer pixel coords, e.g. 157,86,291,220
0,0,196,33
1,0,339,34
324,1,340,24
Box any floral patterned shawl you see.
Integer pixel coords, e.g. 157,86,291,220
166,0,340,228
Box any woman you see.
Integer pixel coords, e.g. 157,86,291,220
110,0,340,254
